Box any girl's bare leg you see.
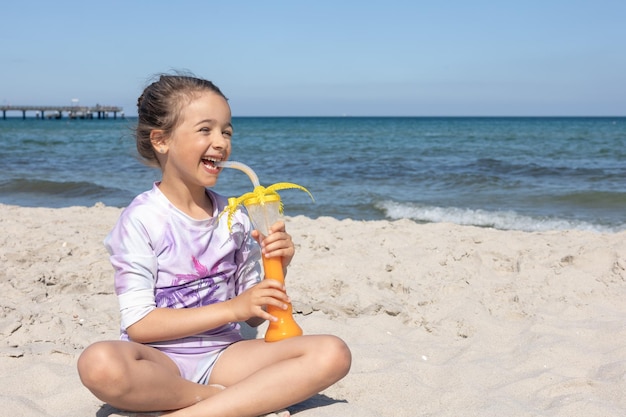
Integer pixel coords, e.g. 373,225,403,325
165,334,351,417
77,341,223,412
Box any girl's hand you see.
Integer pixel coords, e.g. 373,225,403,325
229,279,290,322
252,221,295,270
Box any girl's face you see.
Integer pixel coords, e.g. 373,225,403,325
160,91,232,189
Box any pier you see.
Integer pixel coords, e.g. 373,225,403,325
0,104,124,120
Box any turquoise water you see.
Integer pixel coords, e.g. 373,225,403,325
1,116,624,232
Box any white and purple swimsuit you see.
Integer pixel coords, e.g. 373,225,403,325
104,183,262,383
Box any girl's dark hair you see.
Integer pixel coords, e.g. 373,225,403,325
136,72,227,167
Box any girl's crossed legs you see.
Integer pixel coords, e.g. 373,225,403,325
78,334,351,417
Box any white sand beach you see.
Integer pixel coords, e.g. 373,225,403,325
1,203,625,416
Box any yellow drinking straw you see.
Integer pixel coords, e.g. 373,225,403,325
218,161,314,342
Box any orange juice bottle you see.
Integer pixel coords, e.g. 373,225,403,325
244,194,303,342
262,256,303,342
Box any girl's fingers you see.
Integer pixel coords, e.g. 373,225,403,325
269,221,286,234
254,281,290,303
262,234,292,252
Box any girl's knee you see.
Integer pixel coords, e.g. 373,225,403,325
316,335,352,379
331,336,352,375
77,342,128,392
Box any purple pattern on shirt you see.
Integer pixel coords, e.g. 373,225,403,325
155,256,222,308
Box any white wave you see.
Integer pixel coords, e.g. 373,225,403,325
376,201,625,233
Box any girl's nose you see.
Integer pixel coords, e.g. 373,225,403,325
211,132,229,150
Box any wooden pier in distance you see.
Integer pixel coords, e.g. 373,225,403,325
0,104,124,120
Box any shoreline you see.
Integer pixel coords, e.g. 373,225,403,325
1,203,625,416
0,200,624,235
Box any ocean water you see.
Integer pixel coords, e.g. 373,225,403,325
1,117,624,233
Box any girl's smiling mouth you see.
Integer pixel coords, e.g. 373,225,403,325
201,157,222,171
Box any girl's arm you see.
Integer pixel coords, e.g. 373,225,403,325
126,278,290,343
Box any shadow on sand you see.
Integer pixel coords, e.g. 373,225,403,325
96,393,347,416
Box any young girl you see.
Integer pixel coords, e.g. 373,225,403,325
77,74,351,417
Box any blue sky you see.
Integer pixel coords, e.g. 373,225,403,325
2,1,625,116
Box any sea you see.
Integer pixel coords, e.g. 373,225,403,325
1,116,625,233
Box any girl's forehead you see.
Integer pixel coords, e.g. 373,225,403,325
179,92,231,122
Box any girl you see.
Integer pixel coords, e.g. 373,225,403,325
77,74,351,417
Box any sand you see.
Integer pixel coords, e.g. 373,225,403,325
1,202,625,416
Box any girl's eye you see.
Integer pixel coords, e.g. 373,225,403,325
223,130,233,138
199,127,210,133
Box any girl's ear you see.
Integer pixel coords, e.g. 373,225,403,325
150,129,168,154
